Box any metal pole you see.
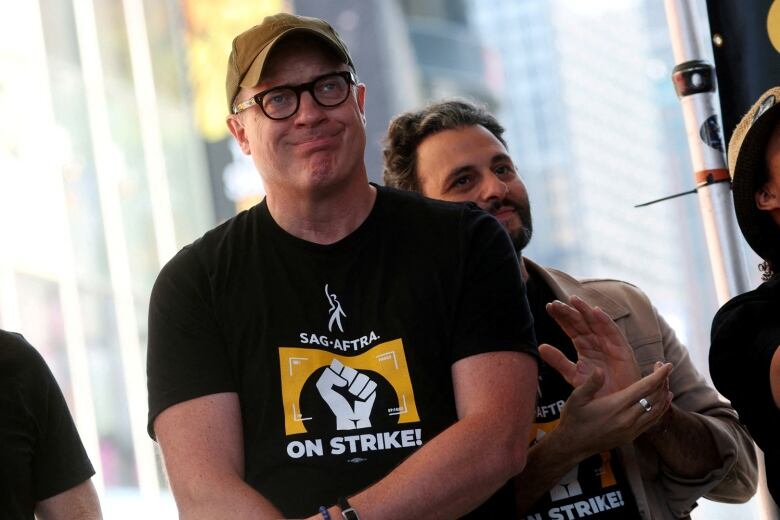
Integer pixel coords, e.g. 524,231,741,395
664,0,750,303
664,1,777,518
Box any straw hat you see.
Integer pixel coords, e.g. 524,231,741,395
728,86,780,259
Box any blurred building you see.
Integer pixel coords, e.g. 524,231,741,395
0,0,276,516
398,0,495,105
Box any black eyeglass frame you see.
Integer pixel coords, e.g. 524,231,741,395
231,70,358,119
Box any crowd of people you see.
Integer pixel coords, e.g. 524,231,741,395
2,12,778,520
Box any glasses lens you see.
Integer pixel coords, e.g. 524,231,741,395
262,89,298,119
313,74,350,107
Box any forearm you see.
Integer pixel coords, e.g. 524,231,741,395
642,404,721,478
170,472,282,520
155,394,283,520
704,417,758,502
306,351,539,520
323,413,530,520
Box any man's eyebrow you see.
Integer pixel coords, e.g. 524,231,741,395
490,153,513,164
442,165,476,187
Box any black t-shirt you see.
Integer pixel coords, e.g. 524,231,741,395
518,270,639,519
0,330,95,520
147,185,538,517
710,276,780,506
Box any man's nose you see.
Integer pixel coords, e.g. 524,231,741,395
294,91,327,124
483,172,509,202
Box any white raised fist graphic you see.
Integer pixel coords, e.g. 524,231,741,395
316,359,377,430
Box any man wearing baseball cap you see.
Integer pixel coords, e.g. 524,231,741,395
145,13,539,519
710,86,780,505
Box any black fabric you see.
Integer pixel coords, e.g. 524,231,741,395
0,330,95,520
519,271,639,519
710,276,780,506
706,0,780,143
147,185,537,518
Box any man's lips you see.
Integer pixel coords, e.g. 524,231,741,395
292,130,340,145
293,135,329,145
493,206,518,219
290,133,341,154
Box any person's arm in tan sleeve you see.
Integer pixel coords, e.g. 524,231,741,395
642,311,758,495
545,296,756,490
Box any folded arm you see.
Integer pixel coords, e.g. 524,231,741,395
314,350,539,519
158,351,537,520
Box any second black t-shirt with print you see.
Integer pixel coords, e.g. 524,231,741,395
519,270,639,519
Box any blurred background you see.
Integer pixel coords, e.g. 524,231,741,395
0,0,766,517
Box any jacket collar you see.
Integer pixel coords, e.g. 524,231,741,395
523,257,630,321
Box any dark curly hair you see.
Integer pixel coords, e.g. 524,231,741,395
382,99,507,192
759,256,777,280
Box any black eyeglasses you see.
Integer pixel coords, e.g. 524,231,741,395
232,71,357,119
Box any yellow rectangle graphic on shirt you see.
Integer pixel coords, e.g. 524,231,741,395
279,338,420,436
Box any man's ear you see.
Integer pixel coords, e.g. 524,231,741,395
356,83,366,125
755,182,780,211
226,115,252,155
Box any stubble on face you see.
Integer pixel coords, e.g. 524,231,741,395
484,195,533,253
415,125,534,253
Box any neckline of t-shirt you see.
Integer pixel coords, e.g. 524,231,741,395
258,183,384,253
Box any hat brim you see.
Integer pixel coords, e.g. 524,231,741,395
732,105,780,260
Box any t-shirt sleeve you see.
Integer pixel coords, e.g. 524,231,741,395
146,246,236,439
450,206,538,362
710,299,780,449
26,347,95,501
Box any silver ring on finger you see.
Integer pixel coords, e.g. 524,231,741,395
638,397,652,413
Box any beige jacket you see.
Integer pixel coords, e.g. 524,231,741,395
526,259,758,519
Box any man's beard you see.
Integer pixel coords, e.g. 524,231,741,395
487,198,533,253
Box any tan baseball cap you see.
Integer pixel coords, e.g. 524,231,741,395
729,86,780,259
226,13,354,113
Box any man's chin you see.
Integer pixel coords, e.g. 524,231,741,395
512,230,532,254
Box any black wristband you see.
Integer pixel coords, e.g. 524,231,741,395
338,496,360,520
